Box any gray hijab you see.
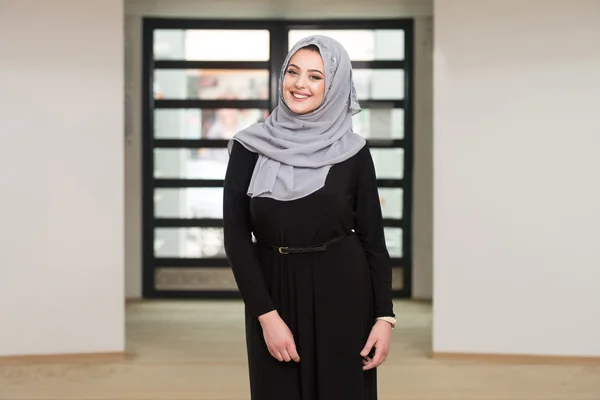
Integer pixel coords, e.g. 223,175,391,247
230,35,365,201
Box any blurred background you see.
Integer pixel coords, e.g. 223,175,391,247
2,0,599,398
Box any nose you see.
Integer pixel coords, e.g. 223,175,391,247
294,74,308,89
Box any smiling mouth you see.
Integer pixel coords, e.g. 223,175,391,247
291,91,311,101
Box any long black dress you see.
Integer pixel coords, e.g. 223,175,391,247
223,140,395,400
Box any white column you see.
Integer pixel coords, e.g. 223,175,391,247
0,0,125,356
433,0,600,357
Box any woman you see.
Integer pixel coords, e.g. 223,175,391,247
223,35,396,400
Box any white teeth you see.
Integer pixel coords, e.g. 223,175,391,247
292,92,309,99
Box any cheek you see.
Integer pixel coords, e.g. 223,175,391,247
315,83,325,100
312,82,325,100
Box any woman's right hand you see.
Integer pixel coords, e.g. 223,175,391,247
258,310,300,363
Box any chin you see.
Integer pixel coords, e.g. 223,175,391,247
285,98,318,115
290,106,316,115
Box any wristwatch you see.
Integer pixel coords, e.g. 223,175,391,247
376,316,397,329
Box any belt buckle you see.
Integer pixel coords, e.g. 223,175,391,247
277,247,289,255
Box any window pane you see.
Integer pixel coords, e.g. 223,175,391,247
353,108,404,139
155,228,225,258
371,148,404,179
154,29,270,61
154,109,268,139
155,188,224,219
154,148,229,179
385,228,403,258
391,267,404,290
354,69,404,100
378,188,403,219
154,69,269,100
288,30,404,60
155,267,238,291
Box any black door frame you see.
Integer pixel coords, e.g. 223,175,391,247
142,18,414,299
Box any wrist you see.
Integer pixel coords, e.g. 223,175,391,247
258,309,279,325
375,316,396,329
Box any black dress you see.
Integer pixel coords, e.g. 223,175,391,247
223,140,395,400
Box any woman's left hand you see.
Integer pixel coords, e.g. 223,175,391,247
360,320,392,370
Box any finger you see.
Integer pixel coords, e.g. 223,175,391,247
362,359,376,371
280,349,292,362
371,348,385,368
380,351,388,364
274,351,284,362
377,345,390,365
288,344,301,362
362,355,374,370
360,337,377,357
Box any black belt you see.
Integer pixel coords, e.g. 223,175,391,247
265,234,350,255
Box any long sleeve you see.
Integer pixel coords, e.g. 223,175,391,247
223,141,276,319
354,146,395,318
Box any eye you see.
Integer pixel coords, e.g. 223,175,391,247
286,69,298,75
310,75,323,81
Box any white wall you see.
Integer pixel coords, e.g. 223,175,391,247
433,0,600,357
123,0,435,299
0,0,125,356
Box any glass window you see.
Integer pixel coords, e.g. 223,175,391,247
353,69,405,100
385,227,403,258
155,188,224,219
154,69,269,100
378,188,403,220
154,29,270,61
154,148,229,180
145,23,412,297
288,30,405,60
371,148,404,179
154,109,268,139
155,228,225,258
353,108,404,139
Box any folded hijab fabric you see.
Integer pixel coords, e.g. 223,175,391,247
230,35,366,201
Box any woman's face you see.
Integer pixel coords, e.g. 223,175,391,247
282,48,325,115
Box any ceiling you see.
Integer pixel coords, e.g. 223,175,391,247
125,0,434,18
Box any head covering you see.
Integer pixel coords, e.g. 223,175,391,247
230,35,365,201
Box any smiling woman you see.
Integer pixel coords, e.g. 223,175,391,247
224,35,396,400
282,44,325,115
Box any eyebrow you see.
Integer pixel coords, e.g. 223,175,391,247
288,63,324,75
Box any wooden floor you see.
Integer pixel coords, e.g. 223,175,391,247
1,300,599,399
